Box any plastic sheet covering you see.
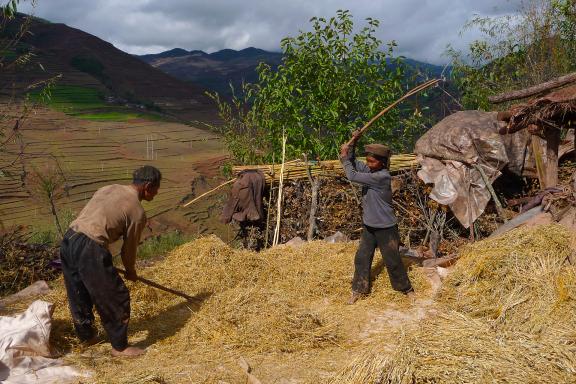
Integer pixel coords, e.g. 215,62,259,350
0,300,88,384
416,111,530,228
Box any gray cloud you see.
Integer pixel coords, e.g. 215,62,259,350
19,0,522,64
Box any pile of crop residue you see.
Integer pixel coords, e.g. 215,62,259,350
330,224,576,384
0,227,60,296
39,237,430,383
262,171,471,254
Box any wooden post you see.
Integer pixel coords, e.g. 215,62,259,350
573,134,576,191
468,205,475,241
544,127,561,188
423,208,437,246
532,127,561,189
308,180,319,241
273,134,287,246
304,154,319,241
473,164,507,222
532,135,547,189
264,155,275,248
264,180,274,247
467,171,475,242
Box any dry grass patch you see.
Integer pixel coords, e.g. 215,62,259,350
331,311,576,384
35,236,429,383
439,224,575,333
330,225,576,384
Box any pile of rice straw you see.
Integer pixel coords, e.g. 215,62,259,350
440,223,576,333
333,310,576,384
330,224,576,384
41,236,429,383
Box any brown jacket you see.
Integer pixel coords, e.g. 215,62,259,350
221,170,265,224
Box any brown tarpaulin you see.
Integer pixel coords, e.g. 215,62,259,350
415,111,532,228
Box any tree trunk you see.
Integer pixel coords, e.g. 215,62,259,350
307,177,320,241
49,197,64,238
532,135,547,189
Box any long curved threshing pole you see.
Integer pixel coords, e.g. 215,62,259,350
345,78,441,146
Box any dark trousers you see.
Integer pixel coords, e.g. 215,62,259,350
60,229,130,350
352,225,413,294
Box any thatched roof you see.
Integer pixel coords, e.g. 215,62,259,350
504,84,576,133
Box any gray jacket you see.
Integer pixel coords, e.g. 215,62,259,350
340,148,397,228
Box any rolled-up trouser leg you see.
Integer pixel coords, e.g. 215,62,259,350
352,226,377,294
375,225,413,293
60,230,97,342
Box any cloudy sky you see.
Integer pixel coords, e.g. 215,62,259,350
20,0,522,64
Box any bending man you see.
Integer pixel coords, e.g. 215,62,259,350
340,135,413,304
60,165,161,357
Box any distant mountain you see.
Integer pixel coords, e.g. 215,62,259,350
138,47,283,95
402,58,447,79
1,14,216,121
140,48,192,60
139,47,445,97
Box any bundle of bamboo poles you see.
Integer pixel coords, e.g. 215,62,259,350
232,154,418,184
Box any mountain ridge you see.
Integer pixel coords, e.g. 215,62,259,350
1,14,216,121
138,47,445,96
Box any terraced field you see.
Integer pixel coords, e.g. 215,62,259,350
0,106,230,240
29,85,167,122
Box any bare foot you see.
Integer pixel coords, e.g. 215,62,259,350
347,291,366,305
111,346,146,358
406,290,416,303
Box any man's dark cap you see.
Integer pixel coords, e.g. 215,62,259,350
364,143,391,159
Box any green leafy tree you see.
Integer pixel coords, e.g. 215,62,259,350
207,82,270,166
255,10,405,160
212,10,412,164
448,0,576,110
